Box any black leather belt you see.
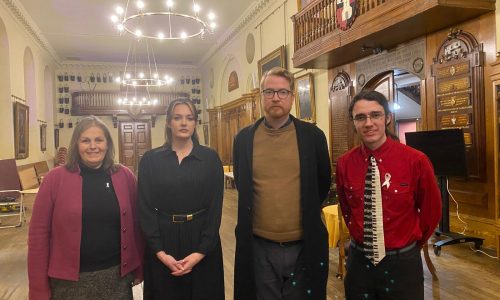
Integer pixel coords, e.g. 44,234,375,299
254,235,302,247
157,208,207,223
350,240,417,255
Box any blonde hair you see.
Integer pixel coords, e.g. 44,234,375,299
260,67,295,92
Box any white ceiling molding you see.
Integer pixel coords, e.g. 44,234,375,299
200,0,274,66
1,0,60,63
60,61,199,71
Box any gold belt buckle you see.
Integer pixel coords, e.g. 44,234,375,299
172,215,184,223
186,214,193,221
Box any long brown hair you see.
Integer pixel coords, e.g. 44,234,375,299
164,98,199,146
65,115,119,173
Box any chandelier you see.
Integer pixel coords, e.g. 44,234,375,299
110,0,217,41
115,38,174,106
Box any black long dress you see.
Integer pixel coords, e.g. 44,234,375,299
138,142,225,300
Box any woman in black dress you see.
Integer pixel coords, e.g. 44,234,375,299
138,98,224,300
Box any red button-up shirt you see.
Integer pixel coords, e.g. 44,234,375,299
336,138,442,249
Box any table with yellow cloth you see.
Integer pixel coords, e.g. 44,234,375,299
322,204,348,248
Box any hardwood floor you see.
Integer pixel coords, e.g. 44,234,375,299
1,191,499,299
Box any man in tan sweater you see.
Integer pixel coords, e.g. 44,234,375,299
233,67,331,300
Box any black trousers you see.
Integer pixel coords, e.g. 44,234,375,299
344,244,424,300
253,236,304,300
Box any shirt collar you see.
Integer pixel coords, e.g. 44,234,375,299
360,137,395,160
164,140,203,161
263,116,292,129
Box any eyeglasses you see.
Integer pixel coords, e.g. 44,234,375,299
262,89,292,99
352,111,385,122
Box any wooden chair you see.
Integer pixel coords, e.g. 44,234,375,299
17,165,39,190
0,159,26,228
33,161,50,183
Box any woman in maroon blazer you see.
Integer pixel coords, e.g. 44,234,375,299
28,116,143,300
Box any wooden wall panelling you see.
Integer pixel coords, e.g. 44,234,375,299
489,56,500,257
208,90,261,166
425,13,497,249
328,69,354,172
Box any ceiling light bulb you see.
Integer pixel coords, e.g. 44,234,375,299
117,24,124,31
136,1,144,9
110,15,118,23
132,81,137,86
133,97,137,102
166,0,174,8
193,4,200,13
157,32,165,39
153,73,159,79
139,72,144,78
135,29,142,37
115,6,124,15
142,97,147,101
157,80,162,85
125,73,131,79
180,32,187,39
210,22,216,29
124,97,128,102
208,12,215,20
118,98,122,104
115,77,121,83
153,99,159,104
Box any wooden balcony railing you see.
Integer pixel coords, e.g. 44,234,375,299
293,0,386,51
71,91,189,116
291,0,495,69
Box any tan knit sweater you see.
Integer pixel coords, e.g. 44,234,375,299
252,122,303,242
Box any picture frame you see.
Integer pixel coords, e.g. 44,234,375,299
13,102,29,159
258,45,286,81
228,71,239,92
203,124,209,145
54,128,59,149
297,0,314,11
294,73,316,123
40,124,47,152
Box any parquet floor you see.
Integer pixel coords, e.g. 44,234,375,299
1,190,499,299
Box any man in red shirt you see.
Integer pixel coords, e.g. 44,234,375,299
336,90,441,299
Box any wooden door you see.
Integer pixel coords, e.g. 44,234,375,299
119,121,152,173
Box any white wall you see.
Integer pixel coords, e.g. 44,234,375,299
0,3,58,164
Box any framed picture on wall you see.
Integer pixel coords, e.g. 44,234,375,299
258,45,286,81
297,0,314,10
294,73,316,123
40,124,47,152
203,124,209,145
54,128,59,149
14,102,29,159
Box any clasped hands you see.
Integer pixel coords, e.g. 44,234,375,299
156,251,205,276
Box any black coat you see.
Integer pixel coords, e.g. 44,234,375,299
232,116,332,300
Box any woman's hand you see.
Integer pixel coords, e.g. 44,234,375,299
171,252,206,276
156,251,184,274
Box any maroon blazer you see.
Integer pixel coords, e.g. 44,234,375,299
28,165,144,300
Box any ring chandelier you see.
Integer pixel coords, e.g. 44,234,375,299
110,0,217,41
